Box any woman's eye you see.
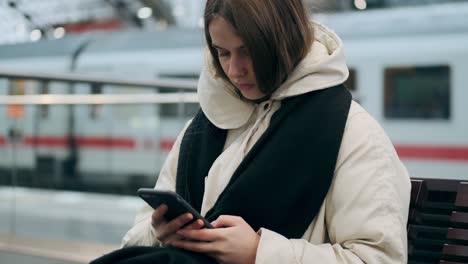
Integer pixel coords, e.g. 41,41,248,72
219,52,230,57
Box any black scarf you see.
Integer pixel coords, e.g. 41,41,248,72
176,84,351,239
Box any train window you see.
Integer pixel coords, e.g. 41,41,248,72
8,79,25,119
344,69,359,102
157,74,200,118
384,65,450,119
344,68,356,92
39,82,49,119
158,74,199,80
90,84,103,119
158,88,199,118
159,103,200,118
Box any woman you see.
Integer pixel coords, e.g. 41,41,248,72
93,0,410,263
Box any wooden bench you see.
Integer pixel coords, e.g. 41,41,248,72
439,182,468,263
408,179,465,264
409,179,428,227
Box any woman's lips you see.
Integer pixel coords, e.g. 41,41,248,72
237,83,255,90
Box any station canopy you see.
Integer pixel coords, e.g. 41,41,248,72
0,0,465,44
0,0,198,44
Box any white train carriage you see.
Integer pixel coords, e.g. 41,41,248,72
72,29,204,186
0,29,204,190
320,3,468,180
0,36,91,186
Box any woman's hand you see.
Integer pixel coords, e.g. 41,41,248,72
172,215,260,264
151,204,204,246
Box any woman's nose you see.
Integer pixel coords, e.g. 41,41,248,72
228,56,247,78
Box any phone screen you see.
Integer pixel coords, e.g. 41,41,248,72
137,188,214,228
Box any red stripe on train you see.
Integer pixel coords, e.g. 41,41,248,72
2,135,468,161
395,145,468,161
23,136,135,149
160,139,176,152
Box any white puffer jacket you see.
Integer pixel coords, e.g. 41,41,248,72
121,22,411,264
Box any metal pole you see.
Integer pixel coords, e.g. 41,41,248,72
8,120,18,241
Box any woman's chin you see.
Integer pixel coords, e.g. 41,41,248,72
241,93,264,101
237,88,266,101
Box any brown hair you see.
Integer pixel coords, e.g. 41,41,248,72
204,0,313,95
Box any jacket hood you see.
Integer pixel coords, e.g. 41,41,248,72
197,21,349,129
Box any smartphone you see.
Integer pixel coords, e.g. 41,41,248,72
137,188,214,229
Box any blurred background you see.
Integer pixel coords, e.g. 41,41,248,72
0,0,467,263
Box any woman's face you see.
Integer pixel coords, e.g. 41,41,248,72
209,17,266,100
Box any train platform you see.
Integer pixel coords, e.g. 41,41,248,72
0,251,79,264
0,233,117,263
0,187,133,263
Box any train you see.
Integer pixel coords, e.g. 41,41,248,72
0,28,205,193
0,2,468,195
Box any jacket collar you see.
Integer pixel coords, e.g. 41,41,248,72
197,21,349,129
